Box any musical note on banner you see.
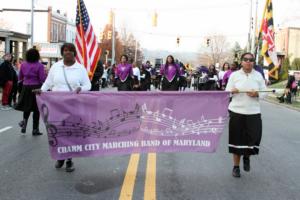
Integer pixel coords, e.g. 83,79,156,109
41,104,142,146
139,103,227,137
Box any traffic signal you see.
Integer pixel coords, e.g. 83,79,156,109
206,38,210,47
105,50,109,55
109,10,114,25
177,37,180,45
152,12,158,27
99,32,104,40
107,31,112,39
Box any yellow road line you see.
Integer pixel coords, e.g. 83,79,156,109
144,153,156,200
119,153,140,200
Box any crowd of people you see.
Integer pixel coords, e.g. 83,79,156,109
0,44,289,178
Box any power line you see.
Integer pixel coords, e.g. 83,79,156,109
129,29,248,39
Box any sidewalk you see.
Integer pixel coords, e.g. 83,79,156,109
265,88,300,111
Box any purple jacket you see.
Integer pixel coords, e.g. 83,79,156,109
19,61,46,86
160,64,180,82
179,67,186,76
116,63,133,82
222,70,233,86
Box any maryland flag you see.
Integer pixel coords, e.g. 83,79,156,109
259,0,279,79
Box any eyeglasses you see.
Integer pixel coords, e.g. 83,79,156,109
242,57,255,62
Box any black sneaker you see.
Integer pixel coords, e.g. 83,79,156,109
55,160,65,168
243,156,250,172
32,129,43,136
65,160,75,172
232,167,241,178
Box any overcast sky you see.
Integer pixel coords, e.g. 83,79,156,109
1,0,300,52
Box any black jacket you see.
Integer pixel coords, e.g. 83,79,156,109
0,61,14,86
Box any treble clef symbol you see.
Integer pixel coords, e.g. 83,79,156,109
41,104,58,146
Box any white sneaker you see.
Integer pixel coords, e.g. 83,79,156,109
1,106,12,111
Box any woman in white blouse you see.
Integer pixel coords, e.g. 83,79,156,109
226,52,267,178
41,43,91,172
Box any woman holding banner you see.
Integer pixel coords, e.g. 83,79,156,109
116,55,134,91
160,55,180,91
40,43,91,172
226,52,267,178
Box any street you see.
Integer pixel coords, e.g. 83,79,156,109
0,98,300,200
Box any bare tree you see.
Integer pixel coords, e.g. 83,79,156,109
99,24,123,64
199,34,230,66
120,30,144,65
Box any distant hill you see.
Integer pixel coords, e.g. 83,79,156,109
142,49,199,66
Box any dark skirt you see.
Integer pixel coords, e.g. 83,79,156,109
179,76,187,88
161,76,179,91
15,85,41,112
117,78,132,91
228,111,262,155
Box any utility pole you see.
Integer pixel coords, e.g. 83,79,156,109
111,9,116,65
251,0,258,54
30,0,34,47
247,0,253,52
134,40,138,62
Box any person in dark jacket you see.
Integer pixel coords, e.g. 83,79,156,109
277,75,297,104
0,53,14,110
90,60,104,91
8,59,19,107
140,64,151,91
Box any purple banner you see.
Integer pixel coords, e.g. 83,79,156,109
36,91,230,160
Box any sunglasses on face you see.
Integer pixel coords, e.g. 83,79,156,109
242,57,255,62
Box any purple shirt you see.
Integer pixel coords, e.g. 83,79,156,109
19,62,46,86
179,67,186,76
160,64,179,82
116,63,133,82
222,70,233,86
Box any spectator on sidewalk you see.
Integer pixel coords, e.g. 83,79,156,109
8,59,19,107
277,75,297,104
0,53,14,110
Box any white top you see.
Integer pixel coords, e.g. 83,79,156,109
218,70,226,80
102,68,108,80
41,60,91,92
226,69,267,115
133,67,141,81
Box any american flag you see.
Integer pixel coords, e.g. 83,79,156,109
75,0,101,78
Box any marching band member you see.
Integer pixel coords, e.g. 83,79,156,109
160,55,180,91
116,55,133,91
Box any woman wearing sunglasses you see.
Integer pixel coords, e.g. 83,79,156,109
225,52,267,178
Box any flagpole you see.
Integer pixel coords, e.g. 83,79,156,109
77,0,86,67
111,9,116,65
134,39,138,62
251,0,258,54
30,0,34,47
237,90,275,93
247,0,253,52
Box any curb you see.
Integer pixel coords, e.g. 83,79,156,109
264,96,300,112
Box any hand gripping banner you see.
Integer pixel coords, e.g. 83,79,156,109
36,92,230,160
